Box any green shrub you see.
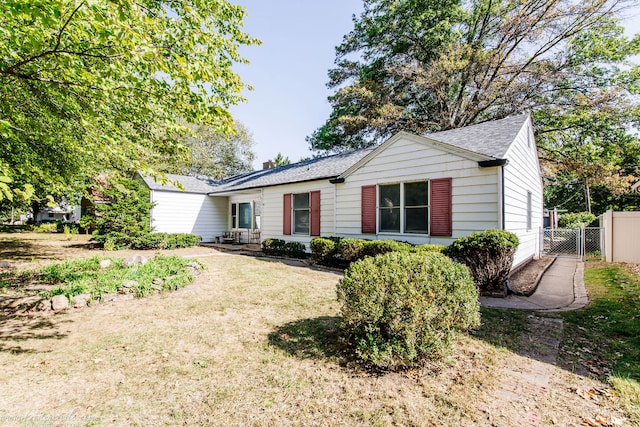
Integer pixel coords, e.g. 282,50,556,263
56,222,80,233
262,239,307,258
93,231,201,250
78,214,96,234
337,251,480,370
559,211,596,228
337,238,368,261
165,233,201,249
361,240,413,258
284,241,307,258
412,244,446,253
310,237,340,264
317,237,444,265
444,230,519,294
262,238,286,255
33,223,58,233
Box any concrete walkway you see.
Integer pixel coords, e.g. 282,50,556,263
480,257,589,311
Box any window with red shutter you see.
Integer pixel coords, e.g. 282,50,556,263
361,185,377,234
429,178,452,236
310,191,321,236
283,193,292,235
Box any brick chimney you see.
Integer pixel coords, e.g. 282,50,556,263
262,160,277,170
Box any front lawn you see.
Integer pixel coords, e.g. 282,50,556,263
0,252,633,425
560,262,640,422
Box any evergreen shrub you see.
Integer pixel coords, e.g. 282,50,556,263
337,251,480,370
443,229,519,294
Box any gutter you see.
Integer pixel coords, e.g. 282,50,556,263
478,158,508,168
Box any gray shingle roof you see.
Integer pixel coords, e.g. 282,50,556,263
209,148,374,194
144,114,528,195
425,113,529,159
141,173,218,194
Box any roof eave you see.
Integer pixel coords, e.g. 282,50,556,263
207,175,340,196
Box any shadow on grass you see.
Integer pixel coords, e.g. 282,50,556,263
0,313,69,354
472,306,531,354
0,236,96,263
268,316,346,361
0,240,60,262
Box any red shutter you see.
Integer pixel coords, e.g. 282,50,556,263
283,193,292,235
361,185,377,234
310,191,321,236
430,178,452,236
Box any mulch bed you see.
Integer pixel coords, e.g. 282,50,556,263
509,256,556,296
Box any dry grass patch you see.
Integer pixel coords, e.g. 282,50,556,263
0,252,632,425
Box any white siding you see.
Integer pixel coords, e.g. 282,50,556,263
150,191,227,242
335,135,500,245
503,120,544,267
261,181,336,249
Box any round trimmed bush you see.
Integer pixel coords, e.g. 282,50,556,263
444,229,519,294
337,251,480,370
310,237,339,264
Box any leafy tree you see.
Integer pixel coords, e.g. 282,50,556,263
309,0,640,213
273,153,291,167
0,0,258,200
154,121,256,179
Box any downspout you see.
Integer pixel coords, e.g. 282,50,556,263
329,177,344,237
500,164,505,230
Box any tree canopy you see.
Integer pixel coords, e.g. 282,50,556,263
153,121,256,179
308,0,640,212
0,0,258,202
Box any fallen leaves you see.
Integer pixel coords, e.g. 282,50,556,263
582,413,625,426
573,386,617,403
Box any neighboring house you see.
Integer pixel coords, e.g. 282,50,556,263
141,113,543,269
35,204,81,224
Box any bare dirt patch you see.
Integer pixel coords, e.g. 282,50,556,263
0,239,632,426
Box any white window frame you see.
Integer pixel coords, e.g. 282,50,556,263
377,181,430,236
230,201,257,230
292,193,310,235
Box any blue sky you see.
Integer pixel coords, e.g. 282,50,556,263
230,0,363,167
230,1,640,170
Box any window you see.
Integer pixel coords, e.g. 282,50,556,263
404,182,429,233
379,184,400,232
284,192,320,236
368,179,450,236
293,193,310,234
232,202,257,229
378,182,428,234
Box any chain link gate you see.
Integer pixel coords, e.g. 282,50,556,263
541,227,604,260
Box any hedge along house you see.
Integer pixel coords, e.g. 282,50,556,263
142,113,543,269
